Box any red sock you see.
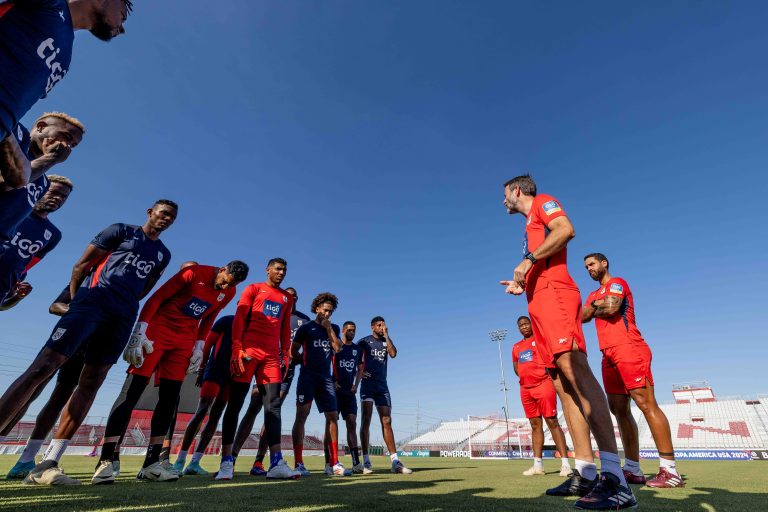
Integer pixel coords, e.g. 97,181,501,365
330,442,339,466
295,444,303,464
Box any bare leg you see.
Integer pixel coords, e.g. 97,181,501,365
608,393,638,463
360,401,373,456
551,370,594,462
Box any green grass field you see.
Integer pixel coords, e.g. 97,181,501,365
0,455,764,511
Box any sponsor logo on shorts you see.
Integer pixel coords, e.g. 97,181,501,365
542,200,562,216
558,338,569,344
51,328,66,341
609,283,624,294
262,300,282,318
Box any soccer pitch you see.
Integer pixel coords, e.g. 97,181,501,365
0,455,764,511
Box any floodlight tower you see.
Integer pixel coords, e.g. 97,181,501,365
489,328,513,458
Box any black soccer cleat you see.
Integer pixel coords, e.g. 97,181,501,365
574,472,638,510
546,469,598,497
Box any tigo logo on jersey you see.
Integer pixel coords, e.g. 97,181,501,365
36,38,68,95
10,231,44,259
542,200,562,216
519,349,534,363
339,359,356,371
124,252,156,279
262,300,282,318
183,298,211,318
26,181,46,207
609,283,624,294
371,348,387,359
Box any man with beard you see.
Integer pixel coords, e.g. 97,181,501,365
583,253,683,488
331,321,364,473
0,0,130,188
0,174,72,308
0,200,176,485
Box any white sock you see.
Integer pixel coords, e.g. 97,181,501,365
191,451,204,463
599,451,627,486
575,459,597,480
363,454,371,464
659,456,678,476
390,453,399,463
19,439,44,464
533,457,543,469
176,449,188,463
42,439,69,463
623,458,641,475
561,457,571,469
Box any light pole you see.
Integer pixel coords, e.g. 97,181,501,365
489,329,513,459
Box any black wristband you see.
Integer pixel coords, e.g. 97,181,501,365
525,252,537,264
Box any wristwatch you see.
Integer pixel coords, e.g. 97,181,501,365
524,252,537,264
591,300,599,309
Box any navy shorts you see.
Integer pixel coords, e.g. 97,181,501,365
336,390,358,420
280,360,297,395
360,379,391,408
56,349,85,386
296,370,337,413
44,294,136,365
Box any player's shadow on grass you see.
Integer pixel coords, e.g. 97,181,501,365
632,486,767,512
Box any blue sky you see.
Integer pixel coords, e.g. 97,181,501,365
2,1,767,442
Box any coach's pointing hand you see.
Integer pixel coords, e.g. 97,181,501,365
500,280,524,295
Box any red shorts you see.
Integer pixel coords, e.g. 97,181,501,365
601,342,654,395
520,378,558,419
232,349,282,385
528,284,586,368
129,341,191,382
199,380,230,401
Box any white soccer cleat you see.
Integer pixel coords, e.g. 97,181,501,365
141,461,180,482
352,462,365,474
332,462,353,476
363,460,374,474
391,460,413,474
266,459,301,480
23,460,81,486
214,459,234,481
160,459,183,477
523,465,546,476
559,466,572,477
91,460,115,485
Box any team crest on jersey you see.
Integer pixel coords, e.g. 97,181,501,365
43,229,52,241
542,200,561,216
157,251,164,261
282,295,288,303
609,283,624,294
217,293,226,302
352,349,357,356
17,125,23,141
600,288,605,294
51,328,66,341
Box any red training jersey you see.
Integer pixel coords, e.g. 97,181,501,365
585,277,646,350
231,282,293,361
138,265,236,347
512,337,549,388
524,194,579,298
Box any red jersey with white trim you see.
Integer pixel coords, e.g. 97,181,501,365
138,265,236,347
524,194,579,298
585,277,645,350
512,337,549,389
231,282,293,360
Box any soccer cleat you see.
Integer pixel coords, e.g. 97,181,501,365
183,461,209,476
324,464,333,476
267,459,301,480
352,462,365,474
523,465,546,476
23,460,81,486
6,460,36,479
294,462,311,477
363,461,374,474
172,459,185,474
161,459,183,477
250,461,267,476
112,460,120,477
391,460,413,474
332,463,353,476
623,469,647,485
91,460,116,485
214,459,234,481
141,461,180,482
574,472,638,510
646,467,684,488
560,466,572,477
545,469,597,497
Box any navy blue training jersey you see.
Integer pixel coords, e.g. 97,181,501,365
291,310,310,341
203,315,234,383
295,320,340,376
0,213,61,278
333,343,362,391
358,335,389,383
78,223,171,311
0,124,50,241
0,0,74,138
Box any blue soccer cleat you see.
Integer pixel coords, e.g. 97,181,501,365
6,460,36,479
183,461,209,476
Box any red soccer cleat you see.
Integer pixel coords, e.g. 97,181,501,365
623,469,646,485
646,468,685,488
